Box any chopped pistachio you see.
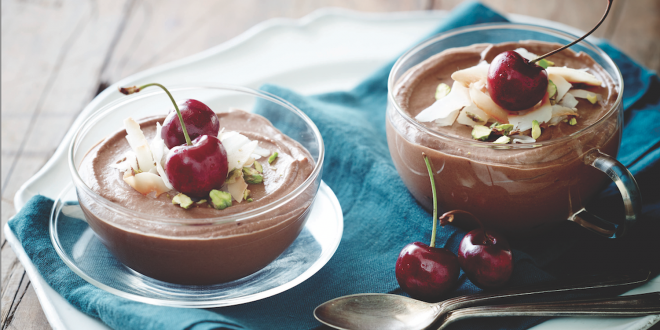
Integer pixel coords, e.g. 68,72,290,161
548,80,557,101
435,83,451,100
225,168,243,184
209,190,232,210
586,93,598,104
268,152,279,164
489,122,500,129
196,199,207,204
569,118,577,126
254,160,263,173
492,124,514,135
532,120,542,140
172,193,194,209
493,136,511,144
247,198,254,202
243,189,251,200
537,58,554,69
471,125,492,141
465,111,484,123
243,167,263,184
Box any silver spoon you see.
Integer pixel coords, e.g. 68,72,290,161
314,270,651,330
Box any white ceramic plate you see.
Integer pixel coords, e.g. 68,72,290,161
8,7,660,330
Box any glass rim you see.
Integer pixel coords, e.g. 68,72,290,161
68,84,324,226
387,22,624,150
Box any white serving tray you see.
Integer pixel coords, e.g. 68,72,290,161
9,7,660,330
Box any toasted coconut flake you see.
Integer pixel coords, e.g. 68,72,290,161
111,151,138,172
451,62,489,86
552,104,578,117
124,117,155,172
548,74,571,104
123,171,171,197
546,67,602,86
149,122,173,190
227,174,248,203
415,81,470,125
508,93,552,132
457,103,490,126
253,146,270,157
468,84,509,124
512,135,536,144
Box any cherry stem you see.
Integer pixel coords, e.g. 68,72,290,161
530,0,613,64
422,152,438,248
118,83,192,146
439,210,494,245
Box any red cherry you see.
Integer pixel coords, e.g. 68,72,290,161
395,242,460,300
165,135,228,198
162,99,219,149
487,50,548,111
440,210,513,289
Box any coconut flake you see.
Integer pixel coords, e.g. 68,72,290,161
559,93,579,109
514,48,538,61
508,94,552,132
568,89,603,102
546,67,602,86
123,171,170,197
253,146,271,157
450,62,489,86
227,174,248,203
415,81,470,125
124,117,155,172
468,84,509,124
512,135,537,144
548,74,572,104
456,103,490,126
111,151,139,172
149,122,173,190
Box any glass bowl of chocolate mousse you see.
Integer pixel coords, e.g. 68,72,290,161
69,85,324,285
387,24,641,238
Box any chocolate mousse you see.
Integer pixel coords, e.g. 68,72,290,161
77,109,316,284
387,41,621,236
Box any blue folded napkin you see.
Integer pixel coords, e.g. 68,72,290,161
9,1,660,329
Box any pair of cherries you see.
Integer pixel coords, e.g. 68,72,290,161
120,84,227,198
395,154,513,301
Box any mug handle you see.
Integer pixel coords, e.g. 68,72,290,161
570,149,642,238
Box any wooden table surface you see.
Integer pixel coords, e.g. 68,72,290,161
2,0,659,329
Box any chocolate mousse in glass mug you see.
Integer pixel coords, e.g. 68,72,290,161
386,24,641,238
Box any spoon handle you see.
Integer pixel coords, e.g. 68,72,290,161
438,292,660,330
440,269,651,313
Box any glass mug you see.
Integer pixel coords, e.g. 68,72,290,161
386,24,641,238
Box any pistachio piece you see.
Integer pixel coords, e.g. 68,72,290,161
471,125,492,141
196,199,207,204
569,118,577,126
465,111,484,123
243,189,251,200
532,120,542,140
586,93,598,104
209,190,232,210
243,167,263,184
254,160,263,173
172,193,193,209
225,168,243,184
435,83,451,100
268,152,279,164
493,136,510,144
247,198,254,202
537,58,554,69
548,80,557,102
492,124,514,135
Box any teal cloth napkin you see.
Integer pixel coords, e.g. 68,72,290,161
9,1,660,329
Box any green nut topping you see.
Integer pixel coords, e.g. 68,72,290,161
569,118,577,126
243,189,250,200
254,160,263,173
225,168,243,184
268,152,279,164
586,93,598,104
537,58,554,69
209,190,232,210
172,193,193,209
435,83,451,100
532,120,542,140
492,124,514,135
243,167,263,184
196,199,207,204
548,80,557,102
247,198,254,202
471,125,492,141
493,136,510,144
